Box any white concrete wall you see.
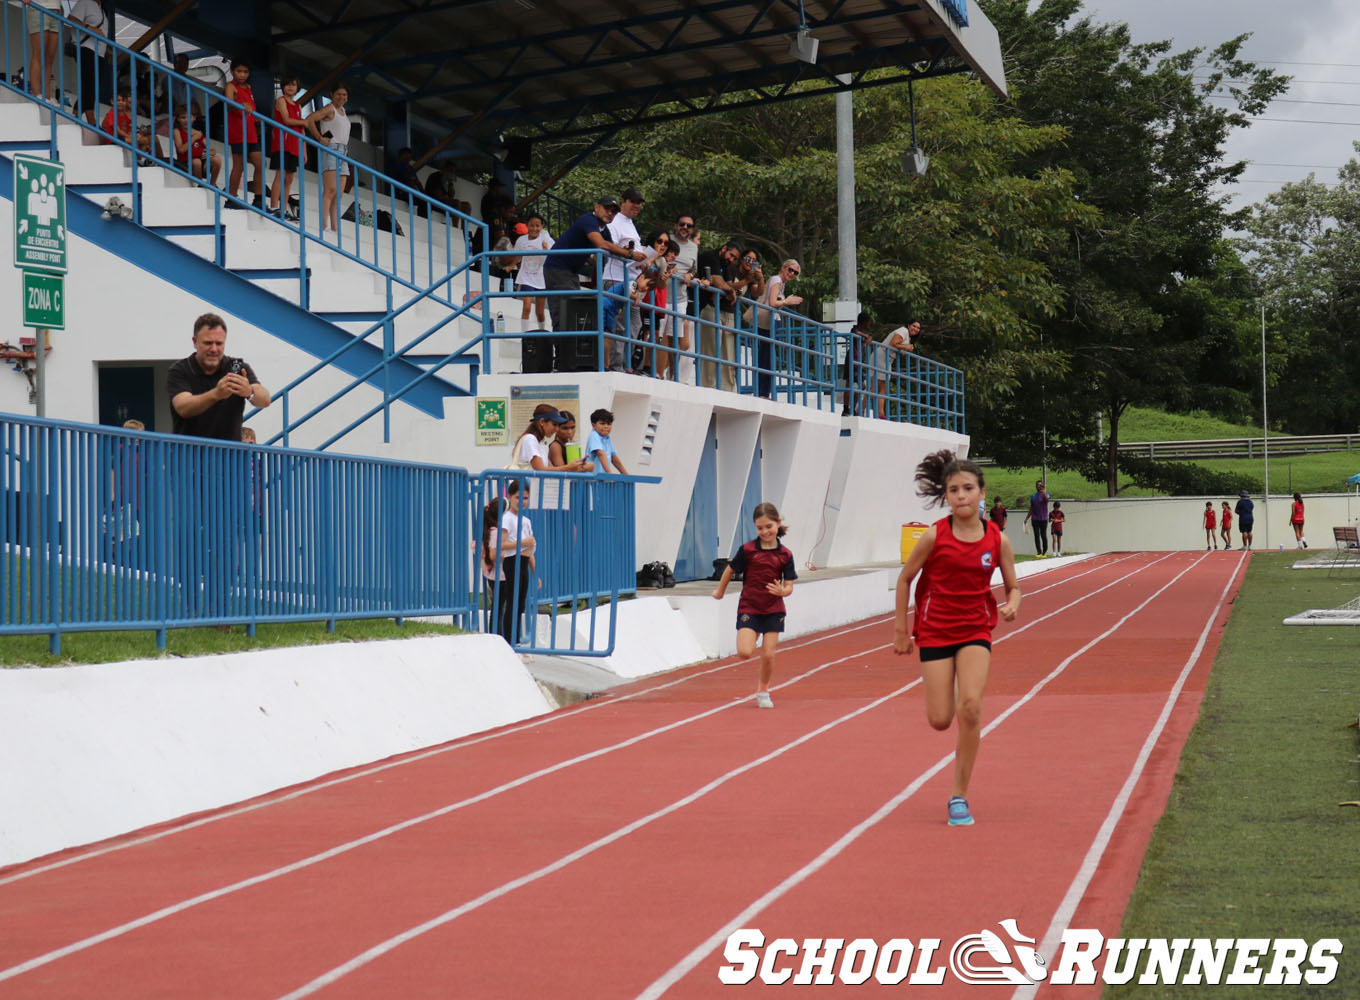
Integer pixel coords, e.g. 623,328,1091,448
0,634,550,868
994,493,1353,554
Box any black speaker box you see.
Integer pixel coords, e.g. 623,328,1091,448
522,334,553,374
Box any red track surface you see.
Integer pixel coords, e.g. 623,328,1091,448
0,551,1246,998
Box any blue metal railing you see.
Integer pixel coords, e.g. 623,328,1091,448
1,416,649,657
475,247,967,430
471,470,654,657
1,414,472,652
2,6,485,312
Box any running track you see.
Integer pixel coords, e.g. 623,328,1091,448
0,551,1246,998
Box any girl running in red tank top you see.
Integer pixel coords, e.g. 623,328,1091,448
893,450,1021,827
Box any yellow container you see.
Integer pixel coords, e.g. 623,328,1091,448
901,522,929,563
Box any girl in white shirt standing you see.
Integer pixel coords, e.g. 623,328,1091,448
498,479,536,650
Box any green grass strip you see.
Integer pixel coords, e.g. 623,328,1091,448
0,617,464,668
1108,555,1360,998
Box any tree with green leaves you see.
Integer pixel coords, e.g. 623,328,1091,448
974,0,1288,494
1243,154,1360,433
535,74,1087,407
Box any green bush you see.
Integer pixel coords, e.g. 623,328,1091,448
1118,454,1259,496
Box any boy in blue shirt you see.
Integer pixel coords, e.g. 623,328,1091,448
586,408,628,474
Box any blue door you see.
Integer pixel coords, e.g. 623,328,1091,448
674,415,719,582
733,435,762,556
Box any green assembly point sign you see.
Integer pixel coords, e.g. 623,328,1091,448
475,397,509,446
13,154,67,274
22,271,64,329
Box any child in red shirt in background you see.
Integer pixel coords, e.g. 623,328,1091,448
712,501,798,709
1220,501,1233,550
224,58,265,209
894,449,1021,827
1203,501,1217,550
1050,501,1066,555
101,92,132,145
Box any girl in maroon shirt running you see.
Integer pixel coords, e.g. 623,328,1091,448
712,502,798,709
893,450,1021,827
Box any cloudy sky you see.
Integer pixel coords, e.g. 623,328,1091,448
1077,0,1360,209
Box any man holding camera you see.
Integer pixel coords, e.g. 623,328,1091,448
168,312,270,440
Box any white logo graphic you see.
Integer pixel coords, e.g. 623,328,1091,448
950,919,1047,985
980,551,994,568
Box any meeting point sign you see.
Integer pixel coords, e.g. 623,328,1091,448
718,921,1342,987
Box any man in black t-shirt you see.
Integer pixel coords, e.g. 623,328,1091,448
167,313,270,440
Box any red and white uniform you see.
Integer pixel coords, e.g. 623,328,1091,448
1291,500,1305,525
912,515,1001,648
1203,508,1216,531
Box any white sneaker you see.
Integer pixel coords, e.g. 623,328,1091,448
755,691,774,709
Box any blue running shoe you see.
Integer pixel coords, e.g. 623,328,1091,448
948,796,974,826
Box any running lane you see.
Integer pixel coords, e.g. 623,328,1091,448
0,553,1242,999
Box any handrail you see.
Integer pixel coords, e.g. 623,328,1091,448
1117,434,1359,460
476,246,966,429
3,6,486,310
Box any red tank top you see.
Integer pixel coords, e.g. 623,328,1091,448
912,515,1001,647
226,81,257,144
272,97,302,154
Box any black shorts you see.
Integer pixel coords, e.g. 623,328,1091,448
230,137,263,159
737,612,785,635
271,150,299,172
919,640,991,662
1052,529,1063,537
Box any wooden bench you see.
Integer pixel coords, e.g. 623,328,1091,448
1330,526,1360,575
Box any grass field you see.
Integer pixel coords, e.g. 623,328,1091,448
1109,554,1360,997
981,407,1360,503
0,617,464,668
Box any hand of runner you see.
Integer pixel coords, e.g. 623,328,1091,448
893,628,914,656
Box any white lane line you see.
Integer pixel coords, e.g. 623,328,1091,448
635,552,1208,999
1008,550,1247,1000
0,554,1159,987
0,553,1134,888
262,555,1168,998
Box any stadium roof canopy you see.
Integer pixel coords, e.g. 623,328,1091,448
118,0,1005,153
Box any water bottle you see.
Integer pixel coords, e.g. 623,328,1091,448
496,312,505,334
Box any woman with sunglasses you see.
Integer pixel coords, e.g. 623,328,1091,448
754,260,804,399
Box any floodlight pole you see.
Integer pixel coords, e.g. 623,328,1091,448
835,78,856,302
1261,300,1270,550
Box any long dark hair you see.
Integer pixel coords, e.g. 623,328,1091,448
915,449,985,507
482,498,505,570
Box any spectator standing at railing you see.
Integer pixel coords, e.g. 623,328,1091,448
605,189,652,372
173,107,220,183
267,75,305,221
695,240,742,391
20,0,60,101
223,60,265,210
514,212,554,329
509,404,568,472
840,312,872,416
304,82,352,234
875,320,922,419
167,313,271,440
66,0,109,126
546,410,593,471
542,195,644,370
754,259,804,399
587,409,629,475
